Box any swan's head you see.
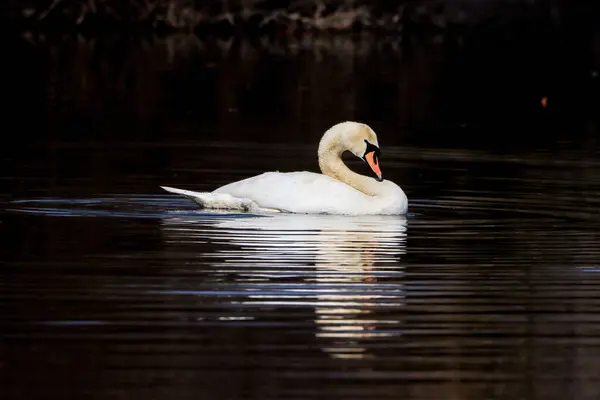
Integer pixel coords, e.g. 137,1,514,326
320,121,383,182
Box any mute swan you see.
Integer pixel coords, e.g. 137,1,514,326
161,121,407,215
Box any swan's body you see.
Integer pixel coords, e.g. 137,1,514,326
161,121,408,215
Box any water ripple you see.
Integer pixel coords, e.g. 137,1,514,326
3,185,600,399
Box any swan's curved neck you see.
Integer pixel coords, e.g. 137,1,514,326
318,135,381,196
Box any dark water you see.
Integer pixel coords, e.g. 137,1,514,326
2,27,600,399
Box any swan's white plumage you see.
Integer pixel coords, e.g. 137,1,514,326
161,121,408,215
214,171,405,215
160,185,281,213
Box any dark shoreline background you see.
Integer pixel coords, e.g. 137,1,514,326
3,1,598,36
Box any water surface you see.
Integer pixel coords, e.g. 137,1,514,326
1,31,600,399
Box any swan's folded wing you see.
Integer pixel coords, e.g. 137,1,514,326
213,171,371,214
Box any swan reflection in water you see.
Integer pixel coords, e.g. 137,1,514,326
160,212,408,359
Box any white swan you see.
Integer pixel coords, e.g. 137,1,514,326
161,121,408,215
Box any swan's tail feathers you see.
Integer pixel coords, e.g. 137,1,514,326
160,186,281,213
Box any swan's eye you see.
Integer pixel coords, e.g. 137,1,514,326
363,139,381,160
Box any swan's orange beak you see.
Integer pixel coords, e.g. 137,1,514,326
365,151,383,182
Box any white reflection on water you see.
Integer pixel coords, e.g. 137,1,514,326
161,212,408,359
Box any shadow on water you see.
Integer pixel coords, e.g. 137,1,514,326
1,17,600,400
